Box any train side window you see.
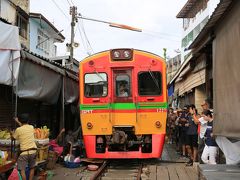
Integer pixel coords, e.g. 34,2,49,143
84,73,108,97
138,71,162,96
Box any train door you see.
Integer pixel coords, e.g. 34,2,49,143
110,69,136,124
112,69,133,102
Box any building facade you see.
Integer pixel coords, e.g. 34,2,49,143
169,0,220,110
177,0,220,63
167,54,181,84
29,13,65,59
190,0,240,139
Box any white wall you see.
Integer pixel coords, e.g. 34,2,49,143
29,18,57,58
0,0,16,24
180,0,220,63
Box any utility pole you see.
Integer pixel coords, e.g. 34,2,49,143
69,6,77,66
163,48,167,61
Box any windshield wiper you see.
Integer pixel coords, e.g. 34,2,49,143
94,70,105,82
148,70,160,90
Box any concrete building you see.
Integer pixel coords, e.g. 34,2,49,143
169,0,221,110
189,0,240,163
167,54,181,106
29,13,65,59
167,54,181,84
177,0,220,64
0,0,29,48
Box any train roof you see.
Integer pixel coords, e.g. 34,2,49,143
80,48,165,63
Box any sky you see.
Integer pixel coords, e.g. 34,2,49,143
30,0,187,61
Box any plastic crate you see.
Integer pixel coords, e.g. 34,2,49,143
64,161,81,168
37,146,48,162
46,151,58,169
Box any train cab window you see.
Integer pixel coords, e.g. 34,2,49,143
84,73,108,97
138,71,162,96
115,74,131,97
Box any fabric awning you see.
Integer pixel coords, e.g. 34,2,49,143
17,50,79,104
17,59,62,104
213,1,240,138
0,21,21,86
64,76,79,104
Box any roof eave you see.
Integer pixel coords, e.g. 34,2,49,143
30,12,65,41
189,0,233,49
176,0,198,18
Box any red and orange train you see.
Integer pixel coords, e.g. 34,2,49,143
79,48,167,158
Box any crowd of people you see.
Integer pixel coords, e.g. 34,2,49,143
167,99,218,166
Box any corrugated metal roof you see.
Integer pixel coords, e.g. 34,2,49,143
176,0,198,18
21,49,79,81
169,53,193,85
189,0,233,49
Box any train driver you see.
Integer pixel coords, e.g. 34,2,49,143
119,84,128,97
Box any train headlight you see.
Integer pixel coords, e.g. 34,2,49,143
87,122,93,129
123,50,131,58
155,121,161,128
113,51,120,58
111,49,133,61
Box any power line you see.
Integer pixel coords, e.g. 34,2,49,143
51,0,70,21
76,24,88,53
78,19,94,54
142,32,181,42
70,0,75,6
65,0,72,6
65,0,74,6
144,29,181,38
77,25,92,56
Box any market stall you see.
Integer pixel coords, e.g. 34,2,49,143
34,126,50,163
0,130,18,177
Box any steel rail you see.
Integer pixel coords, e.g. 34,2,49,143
136,163,143,180
90,160,109,180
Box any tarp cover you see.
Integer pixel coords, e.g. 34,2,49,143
0,21,20,86
213,1,240,139
0,21,21,50
168,83,174,97
17,59,62,104
64,76,79,104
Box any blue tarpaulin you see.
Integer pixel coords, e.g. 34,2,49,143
168,84,174,97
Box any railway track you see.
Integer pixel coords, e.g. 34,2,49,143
78,158,189,180
89,159,143,180
101,160,142,180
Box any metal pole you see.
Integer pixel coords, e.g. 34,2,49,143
78,15,142,32
70,6,77,66
62,76,65,130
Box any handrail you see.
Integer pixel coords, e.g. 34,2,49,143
135,96,138,123
108,97,112,123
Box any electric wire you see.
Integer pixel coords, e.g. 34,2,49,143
78,18,94,54
63,0,94,56
76,21,93,56
144,30,181,38
51,0,70,21
70,0,75,6
142,31,181,42
66,0,73,6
